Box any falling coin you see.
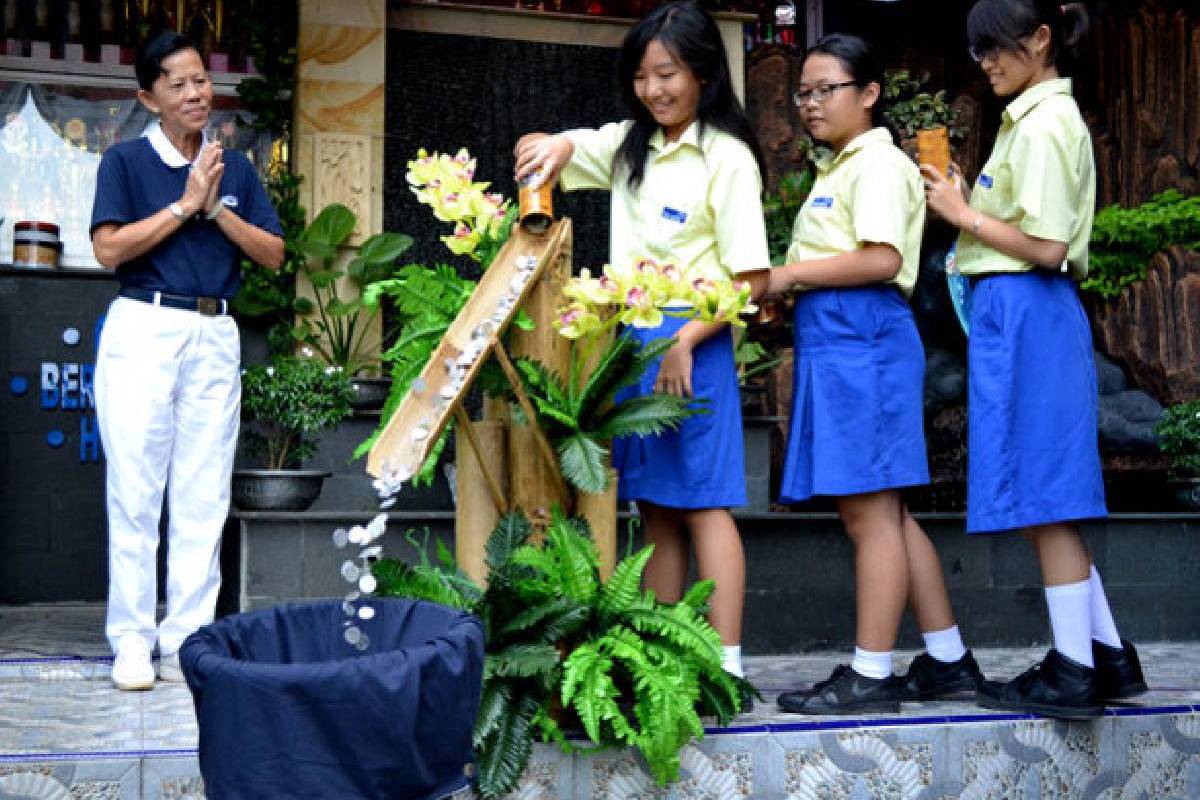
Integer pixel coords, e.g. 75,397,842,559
358,606,376,621
354,635,370,651
341,560,361,583
332,528,349,548
344,626,362,645
358,574,377,594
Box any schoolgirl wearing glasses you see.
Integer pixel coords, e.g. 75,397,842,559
766,34,981,714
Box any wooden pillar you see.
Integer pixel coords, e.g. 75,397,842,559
455,419,508,585
507,224,574,526
576,468,619,580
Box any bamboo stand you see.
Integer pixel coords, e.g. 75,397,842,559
367,218,617,584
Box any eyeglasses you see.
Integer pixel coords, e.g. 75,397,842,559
793,81,858,106
968,44,1001,63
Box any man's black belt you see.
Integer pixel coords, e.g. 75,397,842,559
119,287,229,316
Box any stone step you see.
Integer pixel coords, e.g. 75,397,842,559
1,645,1198,798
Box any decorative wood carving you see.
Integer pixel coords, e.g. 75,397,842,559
1090,245,1200,406
313,133,369,241
1086,2,1200,207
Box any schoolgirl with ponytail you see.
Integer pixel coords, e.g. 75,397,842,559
924,0,1147,719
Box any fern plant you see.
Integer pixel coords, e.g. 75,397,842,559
372,510,750,798
501,335,702,493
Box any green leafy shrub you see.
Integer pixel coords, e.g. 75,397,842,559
373,510,750,798
239,355,356,469
232,165,307,356
1155,399,1200,477
1083,190,1200,299
881,69,965,143
292,203,414,377
764,168,815,265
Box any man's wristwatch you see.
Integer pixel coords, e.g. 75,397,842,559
169,202,188,221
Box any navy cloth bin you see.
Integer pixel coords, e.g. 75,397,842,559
180,599,484,800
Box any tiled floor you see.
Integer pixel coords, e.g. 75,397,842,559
2,603,1199,798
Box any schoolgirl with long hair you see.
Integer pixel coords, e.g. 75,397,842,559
513,0,770,686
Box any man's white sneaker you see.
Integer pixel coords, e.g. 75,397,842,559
111,635,155,691
159,650,185,682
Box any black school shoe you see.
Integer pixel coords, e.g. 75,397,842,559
977,649,1104,720
1093,638,1148,703
898,651,985,701
777,664,902,714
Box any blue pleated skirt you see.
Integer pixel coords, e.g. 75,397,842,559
966,272,1107,533
780,285,930,503
611,315,747,509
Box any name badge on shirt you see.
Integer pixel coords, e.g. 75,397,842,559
661,206,688,224
978,174,994,189
811,196,834,209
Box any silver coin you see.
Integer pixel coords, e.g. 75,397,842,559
331,528,349,548
358,606,376,621
358,574,377,593
354,634,370,651
341,560,361,582
344,626,362,645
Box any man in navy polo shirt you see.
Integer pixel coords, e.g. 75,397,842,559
90,32,283,691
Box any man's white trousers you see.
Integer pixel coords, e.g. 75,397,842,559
95,297,240,655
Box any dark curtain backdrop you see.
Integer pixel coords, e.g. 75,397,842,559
385,30,626,276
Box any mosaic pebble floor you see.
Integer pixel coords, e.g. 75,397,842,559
2,604,1198,798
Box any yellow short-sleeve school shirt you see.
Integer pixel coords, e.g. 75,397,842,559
954,78,1096,279
784,127,926,297
559,120,769,282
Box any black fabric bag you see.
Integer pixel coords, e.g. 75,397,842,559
180,599,484,800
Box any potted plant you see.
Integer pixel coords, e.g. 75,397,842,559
881,69,964,167
371,509,751,798
1155,399,1200,510
292,203,415,409
232,355,356,511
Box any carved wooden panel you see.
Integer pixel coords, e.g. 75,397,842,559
1090,245,1200,406
313,133,370,242
1085,1,1200,207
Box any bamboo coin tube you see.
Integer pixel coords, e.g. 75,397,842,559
917,125,951,179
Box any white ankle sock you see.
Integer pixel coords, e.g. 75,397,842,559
1044,578,1094,667
721,645,744,678
922,625,967,664
851,647,893,680
1088,565,1123,649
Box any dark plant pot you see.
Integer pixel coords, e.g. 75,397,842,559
738,416,784,513
350,377,392,413
231,469,332,511
1169,478,1200,511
